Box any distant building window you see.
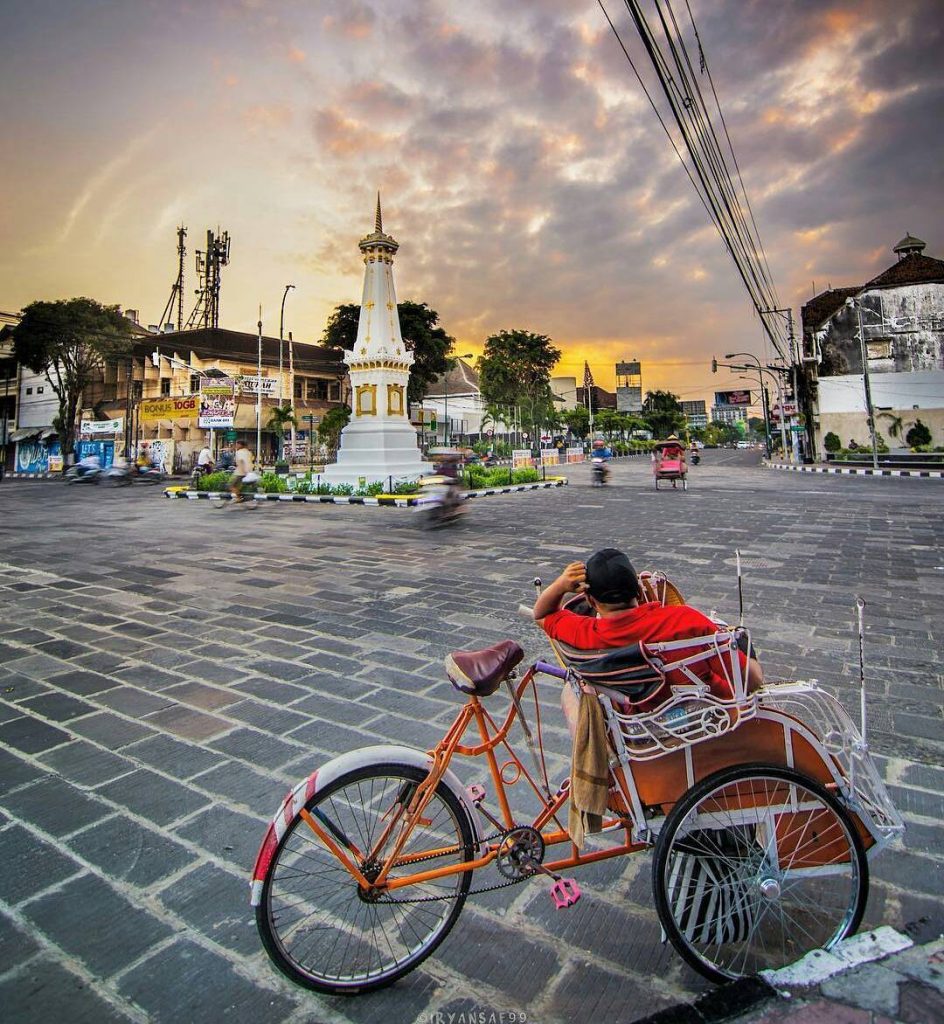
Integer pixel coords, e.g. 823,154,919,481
26,387,33,395
37,386,44,394
132,380,143,400
160,378,171,396
329,382,341,402
190,374,201,395
294,379,304,400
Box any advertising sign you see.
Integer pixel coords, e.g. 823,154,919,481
16,439,61,474
75,439,115,468
512,449,533,468
199,378,236,428
79,418,123,436
139,395,198,424
714,390,752,407
616,361,641,376
234,375,277,397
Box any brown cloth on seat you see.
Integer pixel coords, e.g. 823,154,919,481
568,690,610,848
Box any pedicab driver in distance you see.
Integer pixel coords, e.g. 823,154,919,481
533,548,765,726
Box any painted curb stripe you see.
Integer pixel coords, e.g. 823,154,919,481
162,478,569,504
766,463,943,479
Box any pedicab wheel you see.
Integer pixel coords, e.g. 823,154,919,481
652,764,868,984
654,477,660,490
682,476,688,491
256,764,474,995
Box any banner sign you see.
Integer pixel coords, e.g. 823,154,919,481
199,378,236,428
714,390,752,407
79,418,123,435
139,395,198,424
512,449,533,468
234,375,277,397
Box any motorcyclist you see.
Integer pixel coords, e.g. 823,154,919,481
75,453,101,478
194,444,214,480
590,440,611,485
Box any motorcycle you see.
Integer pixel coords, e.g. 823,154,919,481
64,464,102,485
134,464,166,484
190,462,215,488
690,452,701,466
591,458,610,487
416,475,467,530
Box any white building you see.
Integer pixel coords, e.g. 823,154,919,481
423,358,493,443
801,234,944,451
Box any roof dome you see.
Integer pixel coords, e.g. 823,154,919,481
893,233,926,259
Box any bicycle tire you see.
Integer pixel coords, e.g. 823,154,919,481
257,762,474,994
653,763,868,984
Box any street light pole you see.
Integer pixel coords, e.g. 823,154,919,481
724,352,789,459
443,354,473,446
279,284,295,406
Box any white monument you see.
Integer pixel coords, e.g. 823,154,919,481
322,197,432,487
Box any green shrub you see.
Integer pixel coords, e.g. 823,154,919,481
353,481,385,496
258,472,288,493
331,483,354,496
906,420,932,448
195,470,232,491
823,431,842,453
392,479,421,494
511,467,541,483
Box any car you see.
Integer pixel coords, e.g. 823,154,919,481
736,441,751,449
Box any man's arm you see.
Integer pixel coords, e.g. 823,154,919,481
533,562,586,624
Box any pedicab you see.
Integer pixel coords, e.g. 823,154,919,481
653,436,688,490
250,560,904,993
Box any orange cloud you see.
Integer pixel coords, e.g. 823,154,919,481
312,108,392,157
286,45,306,64
323,5,375,41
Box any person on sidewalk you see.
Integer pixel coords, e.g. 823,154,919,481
221,443,257,508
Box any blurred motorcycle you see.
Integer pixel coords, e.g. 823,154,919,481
591,458,609,487
416,475,467,529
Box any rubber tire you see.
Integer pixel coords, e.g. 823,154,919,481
256,763,474,995
652,763,868,984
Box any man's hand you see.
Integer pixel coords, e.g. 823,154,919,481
533,561,587,622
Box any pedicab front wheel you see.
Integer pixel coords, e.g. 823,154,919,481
652,764,868,984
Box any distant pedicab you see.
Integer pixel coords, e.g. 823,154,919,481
652,435,688,490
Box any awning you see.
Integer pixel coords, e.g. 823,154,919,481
39,428,58,440
10,427,41,442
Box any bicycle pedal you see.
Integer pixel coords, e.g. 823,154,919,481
466,784,486,805
549,877,581,909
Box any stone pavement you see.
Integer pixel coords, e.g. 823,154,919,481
0,450,942,1024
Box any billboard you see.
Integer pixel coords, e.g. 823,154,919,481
615,361,641,376
714,390,752,406
139,395,198,424
199,378,236,428
79,418,123,436
616,386,642,412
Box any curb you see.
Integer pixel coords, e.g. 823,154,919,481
765,461,944,478
162,478,569,506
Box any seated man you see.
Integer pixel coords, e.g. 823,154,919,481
533,548,764,727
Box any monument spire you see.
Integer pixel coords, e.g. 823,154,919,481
321,196,431,485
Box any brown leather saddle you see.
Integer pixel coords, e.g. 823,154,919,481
445,640,524,697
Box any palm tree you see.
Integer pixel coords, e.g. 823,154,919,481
879,411,903,440
267,404,297,465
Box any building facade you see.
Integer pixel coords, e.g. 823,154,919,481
681,399,707,429
800,234,944,454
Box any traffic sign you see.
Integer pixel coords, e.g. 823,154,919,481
485,429,494,437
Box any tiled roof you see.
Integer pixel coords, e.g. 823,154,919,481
425,358,480,398
801,287,859,332
863,252,944,290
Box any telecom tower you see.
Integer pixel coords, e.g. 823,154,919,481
186,229,231,329
616,360,643,413
157,226,188,332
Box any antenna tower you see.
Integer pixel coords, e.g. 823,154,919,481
186,228,231,329
157,225,188,332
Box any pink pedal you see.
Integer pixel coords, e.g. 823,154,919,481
550,878,581,909
466,784,486,804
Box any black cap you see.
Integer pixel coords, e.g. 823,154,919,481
585,548,640,604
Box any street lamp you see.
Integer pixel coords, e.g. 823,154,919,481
844,296,880,472
443,354,473,446
724,352,789,460
279,285,295,405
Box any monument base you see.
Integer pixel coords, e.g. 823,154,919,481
321,420,431,487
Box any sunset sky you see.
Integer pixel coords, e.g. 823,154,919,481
1,0,942,408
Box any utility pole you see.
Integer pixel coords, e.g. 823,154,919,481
850,298,880,472
256,308,263,465
176,226,186,332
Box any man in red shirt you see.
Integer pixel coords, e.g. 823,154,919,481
534,549,764,711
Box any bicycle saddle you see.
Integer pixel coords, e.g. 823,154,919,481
445,640,524,697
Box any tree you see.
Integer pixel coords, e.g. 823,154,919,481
561,406,590,439
594,408,622,439
321,301,453,406
478,329,561,435
823,431,842,453
267,405,297,464
641,390,686,438
13,297,134,459
879,411,904,442
905,419,931,448
318,405,351,452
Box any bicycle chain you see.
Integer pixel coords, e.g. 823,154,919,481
374,828,534,904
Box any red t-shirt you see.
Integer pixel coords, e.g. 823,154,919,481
541,601,738,698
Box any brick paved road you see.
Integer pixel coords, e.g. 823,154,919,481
1,453,942,1024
